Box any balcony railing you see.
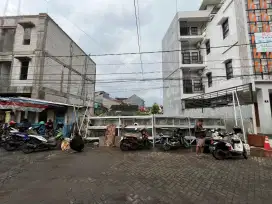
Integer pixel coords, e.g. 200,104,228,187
182,54,203,64
183,80,204,94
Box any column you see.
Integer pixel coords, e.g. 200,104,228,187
15,111,21,123
35,112,39,123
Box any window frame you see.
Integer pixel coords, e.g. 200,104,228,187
190,27,198,35
207,72,212,87
222,19,229,39
19,60,30,80
205,39,210,55
182,52,191,64
225,60,233,80
23,27,32,45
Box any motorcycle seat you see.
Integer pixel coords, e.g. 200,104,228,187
123,133,139,138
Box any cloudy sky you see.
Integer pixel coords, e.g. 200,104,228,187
1,0,201,106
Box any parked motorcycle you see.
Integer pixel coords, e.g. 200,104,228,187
208,128,224,153
212,126,250,160
1,127,28,151
159,128,191,151
120,126,152,151
21,127,64,154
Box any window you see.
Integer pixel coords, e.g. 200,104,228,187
222,19,229,39
194,80,203,92
20,60,29,80
191,27,198,35
206,40,210,55
225,60,233,80
182,52,191,64
207,72,212,87
191,52,199,63
23,27,31,45
183,79,193,94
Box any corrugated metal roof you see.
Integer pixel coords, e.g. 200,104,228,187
0,97,85,108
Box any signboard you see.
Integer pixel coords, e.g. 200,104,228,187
255,32,272,52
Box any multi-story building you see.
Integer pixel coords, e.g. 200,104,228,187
162,0,272,134
0,13,96,109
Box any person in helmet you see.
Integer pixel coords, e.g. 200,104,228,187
9,120,17,128
45,119,54,137
37,121,46,135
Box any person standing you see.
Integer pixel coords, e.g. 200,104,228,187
195,119,205,156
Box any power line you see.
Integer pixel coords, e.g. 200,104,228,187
0,64,262,78
133,0,144,77
0,42,266,58
0,73,268,84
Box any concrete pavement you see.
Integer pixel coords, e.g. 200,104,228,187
1,147,272,204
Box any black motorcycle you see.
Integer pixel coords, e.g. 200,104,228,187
120,128,152,151
159,128,191,151
2,127,28,151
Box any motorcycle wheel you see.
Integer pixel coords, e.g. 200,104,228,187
120,141,129,151
21,144,34,154
243,149,248,159
212,149,225,160
3,143,16,151
163,143,171,151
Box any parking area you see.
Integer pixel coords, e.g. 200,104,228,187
1,148,272,204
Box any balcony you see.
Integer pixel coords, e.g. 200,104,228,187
179,27,204,44
181,52,205,69
183,79,204,97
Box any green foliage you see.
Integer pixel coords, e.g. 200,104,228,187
151,103,160,114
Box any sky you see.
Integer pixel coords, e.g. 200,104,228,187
1,0,201,106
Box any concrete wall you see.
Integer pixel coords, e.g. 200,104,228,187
44,16,96,109
162,14,181,115
202,0,244,92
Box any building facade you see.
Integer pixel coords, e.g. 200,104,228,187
162,0,272,134
0,13,96,111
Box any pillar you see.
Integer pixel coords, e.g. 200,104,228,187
15,111,21,123
256,88,272,134
35,112,39,123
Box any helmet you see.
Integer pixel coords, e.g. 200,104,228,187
9,120,16,125
39,121,45,125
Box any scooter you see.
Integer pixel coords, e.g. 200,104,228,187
120,125,152,151
208,128,224,153
159,128,191,151
21,127,64,154
1,127,28,151
212,126,250,160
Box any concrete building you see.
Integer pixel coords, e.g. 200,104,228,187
0,13,96,112
162,0,272,134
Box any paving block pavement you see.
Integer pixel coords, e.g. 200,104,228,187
0,148,272,204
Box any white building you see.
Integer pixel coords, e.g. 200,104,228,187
0,13,96,110
162,0,272,134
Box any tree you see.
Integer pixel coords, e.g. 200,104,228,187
151,103,160,114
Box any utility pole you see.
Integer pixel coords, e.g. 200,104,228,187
17,0,21,16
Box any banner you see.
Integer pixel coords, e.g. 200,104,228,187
255,32,272,52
